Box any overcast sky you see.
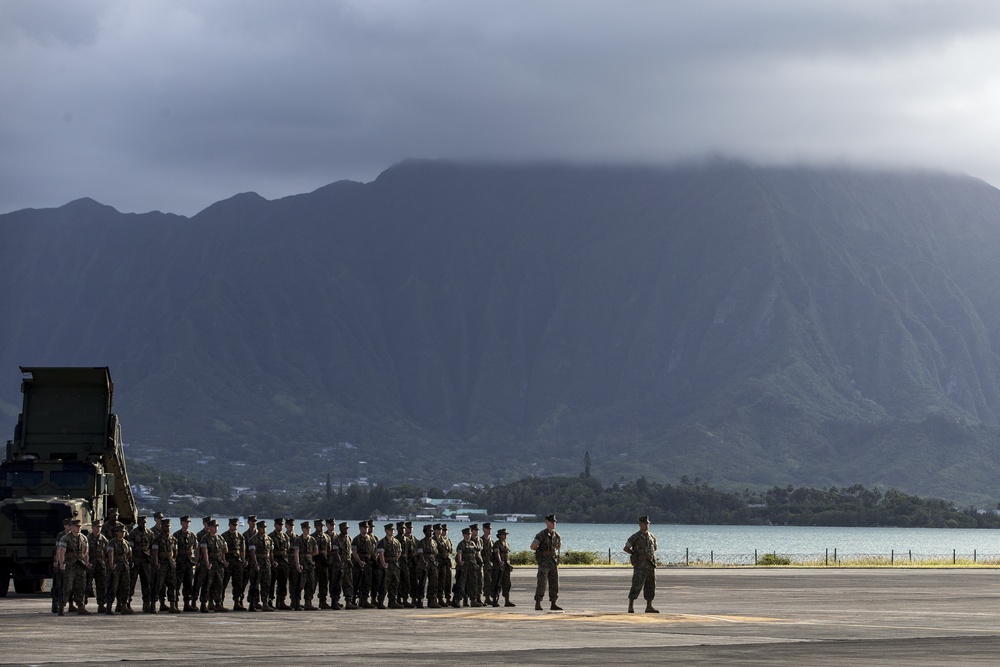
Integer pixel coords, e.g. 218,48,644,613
4,1,1000,217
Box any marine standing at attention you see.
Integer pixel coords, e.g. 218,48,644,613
246,520,275,612
269,518,289,609
530,514,562,611
494,528,515,607
107,524,133,614
173,516,199,611
86,518,110,614
623,515,659,613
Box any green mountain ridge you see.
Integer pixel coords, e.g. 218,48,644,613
3,160,1000,503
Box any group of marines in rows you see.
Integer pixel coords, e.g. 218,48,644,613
52,507,517,616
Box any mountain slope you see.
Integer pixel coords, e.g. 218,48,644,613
3,161,1000,502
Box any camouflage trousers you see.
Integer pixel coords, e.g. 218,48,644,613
332,562,353,605
63,562,87,607
175,559,195,604
297,563,316,605
496,563,512,598
628,562,656,601
464,563,483,601
157,560,177,604
130,557,152,605
417,561,438,602
248,564,271,609
86,561,108,607
206,563,225,606
378,562,400,605
353,559,373,604
194,563,208,604
438,563,452,601
315,556,329,601
482,562,495,600
271,558,289,605
223,559,244,604
534,560,559,602
110,566,131,609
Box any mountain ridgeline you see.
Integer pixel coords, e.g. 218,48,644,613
3,160,1000,503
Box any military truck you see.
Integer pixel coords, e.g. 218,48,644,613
0,367,137,596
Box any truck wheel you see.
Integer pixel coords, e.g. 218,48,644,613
0,570,9,597
13,577,38,595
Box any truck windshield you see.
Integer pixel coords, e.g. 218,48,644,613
49,470,92,489
3,470,44,488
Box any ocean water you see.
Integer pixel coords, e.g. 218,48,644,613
168,518,1000,565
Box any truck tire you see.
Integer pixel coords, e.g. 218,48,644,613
0,570,9,597
13,577,39,595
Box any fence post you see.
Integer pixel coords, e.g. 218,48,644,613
754,549,758,565
608,548,611,565
711,550,714,565
954,549,956,565
834,548,837,566
686,548,689,566
891,549,894,565
975,549,977,563
825,548,828,566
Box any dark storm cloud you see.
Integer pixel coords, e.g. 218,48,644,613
3,1,1000,216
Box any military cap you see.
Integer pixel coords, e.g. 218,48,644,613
274,517,284,525
256,520,267,528
161,518,171,525
314,518,323,526
366,519,374,527
247,514,257,520
432,523,441,530
107,507,119,515
202,515,213,523
470,524,479,531
396,521,404,529
326,517,336,524
441,524,449,531
482,522,491,529
91,518,103,525
229,517,239,525
358,520,367,528
115,524,127,533
385,524,395,531
63,517,73,525
497,528,508,536
153,511,164,519
180,515,191,522
301,521,311,530
285,517,295,525
545,514,557,523
339,521,349,530
207,519,219,527
137,515,147,522
638,515,650,524
423,524,432,533
69,518,82,526
461,527,470,535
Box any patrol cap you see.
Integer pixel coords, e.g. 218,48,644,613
366,519,374,527
384,524,395,531
339,522,349,530
92,518,103,526
326,517,336,524
229,518,239,526
423,524,432,533
115,524,127,533
461,528,470,535
161,518,171,526
180,515,191,522
358,520,367,528
201,515,213,523
545,514,557,523
441,524,449,531
497,528,508,536
314,519,323,527
469,524,479,531
137,515,147,522
404,521,412,528
482,522,491,529
69,518,82,526
63,517,73,526
153,511,164,519
256,521,267,528
274,517,284,525
207,519,219,527
301,521,311,530
285,518,295,525
432,523,441,530
639,515,650,524
395,521,404,530
247,514,257,521
107,507,119,516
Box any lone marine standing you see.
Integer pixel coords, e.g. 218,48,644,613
623,515,659,613
530,514,562,611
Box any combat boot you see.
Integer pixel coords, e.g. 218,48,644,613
200,602,208,613
427,599,439,609
645,601,659,613
304,601,317,611
105,605,114,615
170,602,181,614
332,601,343,610
159,600,168,612
550,601,563,611
183,601,194,612
504,597,515,607
121,606,134,615
492,599,500,608
68,601,78,613
215,603,230,612
77,605,92,615
57,605,65,617
277,600,291,610
264,602,276,612
471,598,483,607
628,598,635,613
140,600,148,613
148,603,158,614
319,599,330,609
233,601,246,611
534,600,543,610
415,600,423,609
345,601,359,610
97,603,106,613
451,598,461,608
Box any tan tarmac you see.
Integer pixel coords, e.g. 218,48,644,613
4,567,1000,665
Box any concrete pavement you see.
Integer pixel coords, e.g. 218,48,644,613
4,567,1000,665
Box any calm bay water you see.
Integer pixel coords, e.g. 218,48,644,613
162,518,1000,564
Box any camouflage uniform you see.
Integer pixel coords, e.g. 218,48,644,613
437,530,453,604
313,521,331,608
532,526,561,605
240,517,257,603
269,523,290,609
57,530,89,612
494,533,514,605
455,533,482,606
330,526,355,609
128,522,155,611
292,527,318,610
86,529,110,612
173,525,199,610
108,533,133,613
193,519,212,608
221,524,246,609
416,528,439,607
246,527,273,611
626,528,658,606
152,525,179,612
480,531,495,604
395,522,413,606
376,529,403,608
352,524,376,608
200,530,228,611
